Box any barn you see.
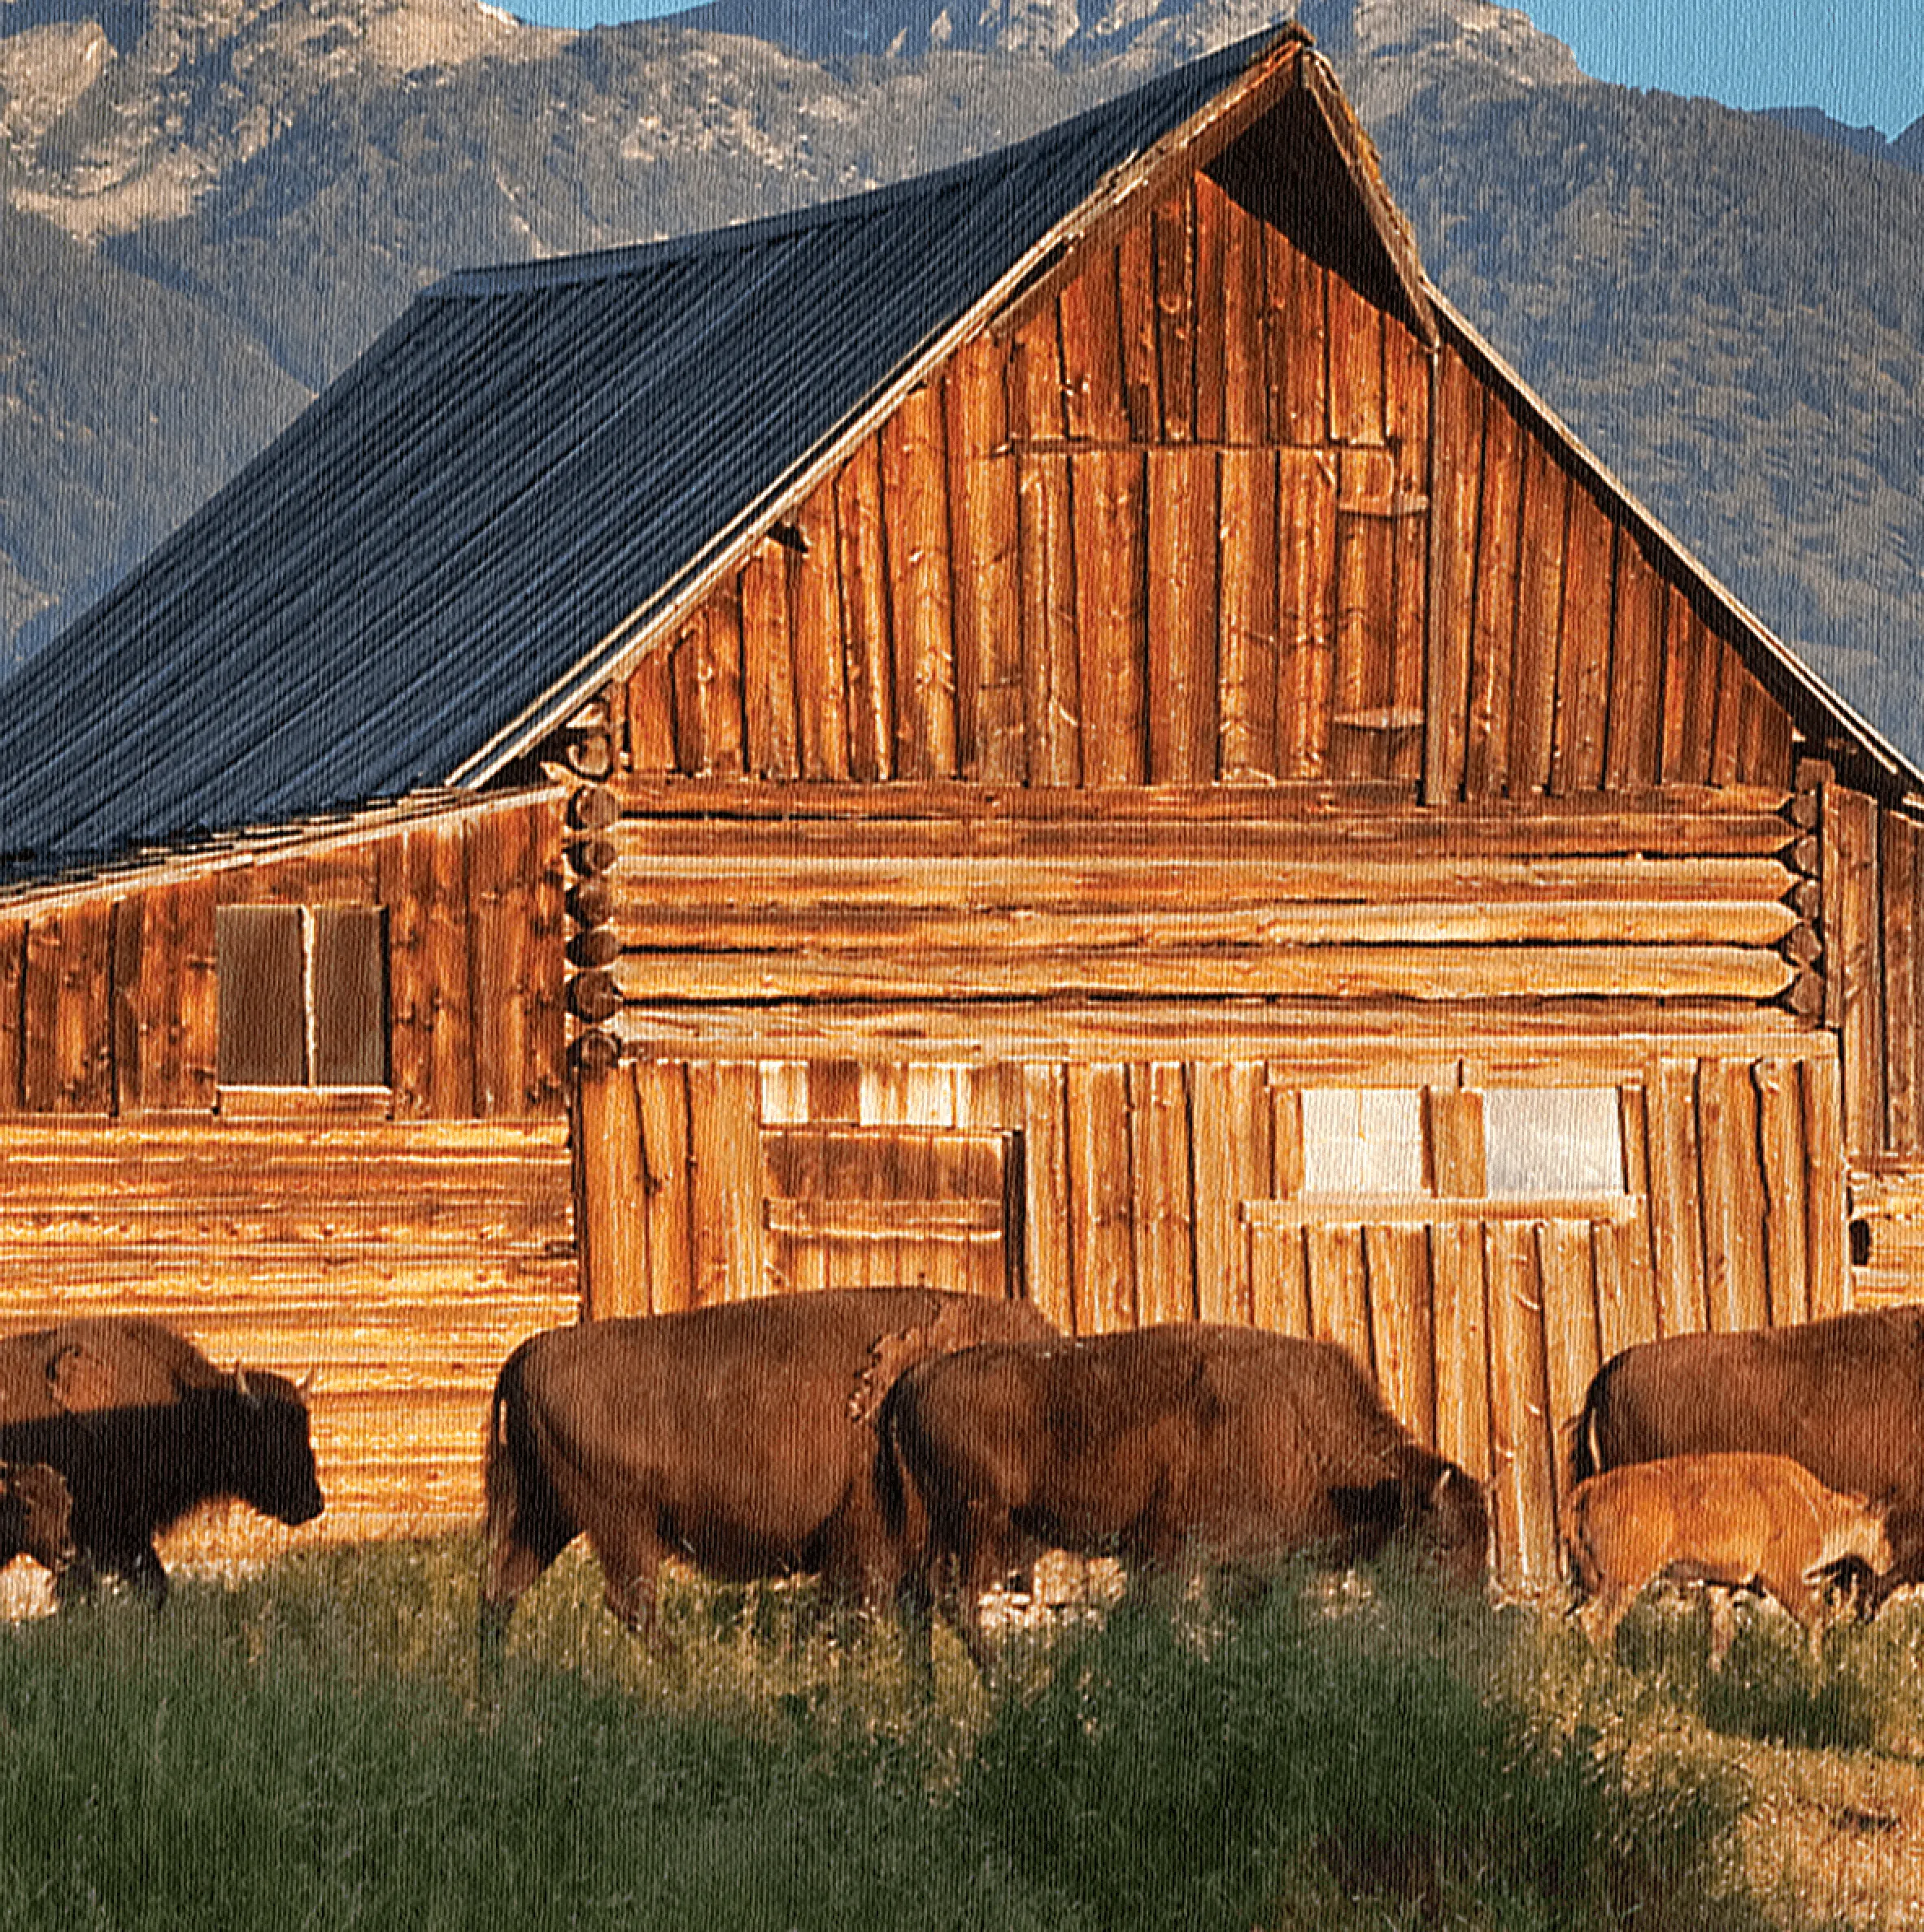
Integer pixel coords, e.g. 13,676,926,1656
1,26,1920,1586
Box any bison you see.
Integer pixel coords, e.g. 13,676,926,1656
1565,1451,1892,1664
0,1317,324,1603
880,1321,1491,1672
1571,1307,1924,1613
480,1286,1059,1661
0,1461,74,1576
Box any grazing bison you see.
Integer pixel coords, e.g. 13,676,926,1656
1565,1452,1892,1664
0,1461,74,1575
0,1317,324,1603
1572,1307,1924,1612
881,1322,1490,1671
480,1286,1058,1657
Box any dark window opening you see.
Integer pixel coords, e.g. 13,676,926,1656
217,904,389,1089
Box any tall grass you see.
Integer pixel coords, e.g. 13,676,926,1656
0,1543,1888,1930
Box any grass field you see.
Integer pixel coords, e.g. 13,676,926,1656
0,1543,1918,1930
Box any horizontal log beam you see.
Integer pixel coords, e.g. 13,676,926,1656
610,1001,1822,1067
1243,1194,1640,1226
607,944,1796,1005
605,899,1800,955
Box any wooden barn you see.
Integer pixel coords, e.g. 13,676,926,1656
2,26,1922,1586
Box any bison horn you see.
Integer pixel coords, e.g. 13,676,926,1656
297,1368,319,1397
233,1364,256,1403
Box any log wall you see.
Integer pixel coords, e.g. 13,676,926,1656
0,1118,578,1547
575,1036,1847,1588
612,165,1795,805
0,794,569,1121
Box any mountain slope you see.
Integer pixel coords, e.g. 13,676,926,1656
1,0,1920,767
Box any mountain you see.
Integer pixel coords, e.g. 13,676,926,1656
2,0,1921,769
1761,105,1924,173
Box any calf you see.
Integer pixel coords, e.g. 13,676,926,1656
1565,1451,1892,1664
881,1322,1489,1673
0,1461,74,1575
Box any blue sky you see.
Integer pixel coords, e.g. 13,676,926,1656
506,0,1922,140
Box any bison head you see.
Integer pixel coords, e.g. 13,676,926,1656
0,1460,76,1573
224,1368,326,1527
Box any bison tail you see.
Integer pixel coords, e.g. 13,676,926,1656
1567,1358,1616,1490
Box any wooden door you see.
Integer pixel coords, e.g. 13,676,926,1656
761,1125,1021,1299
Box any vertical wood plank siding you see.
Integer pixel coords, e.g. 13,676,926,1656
0,797,568,1122
617,202,1796,802
574,1046,1845,1584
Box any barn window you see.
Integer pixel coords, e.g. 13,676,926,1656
1482,1087,1625,1197
1300,1089,1426,1195
216,904,389,1089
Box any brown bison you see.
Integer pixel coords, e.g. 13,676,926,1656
1565,1451,1892,1664
1571,1307,1924,1612
480,1286,1058,1657
0,1461,75,1576
880,1322,1491,1671
0,1317,324,1603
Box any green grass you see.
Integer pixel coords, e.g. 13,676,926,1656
0,1544,1908,1930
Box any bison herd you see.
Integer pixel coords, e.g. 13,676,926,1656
2,1290,1922,1673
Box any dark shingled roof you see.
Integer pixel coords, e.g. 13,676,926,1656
0,32,1286,879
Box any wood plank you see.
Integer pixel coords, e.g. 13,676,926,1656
1056,244,1130,445
739,541,802,781
1606,1087,1662,1356
1217,446,1278,777
1365,1221,1433,1442
1424,346,1481,802
468,800,565,1120
1117,222,1160,443
1192,1060,1270,1325
1248,1222,1311,1340
1021,1064,1075,1332
943,342,1023,782
684,1061,764,1304
1604,537,1667,790
1330,451,1399,782
1190,171,1227,445
1430,1219,1491,1482
1146,448,1219,783
834,436,895,781
1325,268,1385,446
786,485,851,781
1508,433,1569,795
1152,185,1195,442
573,1063,646,1318
1017,452,1082,785
1800,1052,1849,1316
1551,489,1613,794
1267,228,1326,446
623,642,679,775
671,604,746,779
1066,1062,1134,1333
605,942,1794,1005
1647,1059,1709,1338
881,385,957,781
1660,588,1717,788
1753,1058,1811,1326
1130,1062,1195,1325
1536,1217,1602,1496
1830,785,1886,1160
1484,1219,1559,1591
1275,449,1339,777
0,921,22,1111
1009,304,1064,444
1463,393,1522,797
1883,812,1921,1157
1072,447,1149,785
1217,176,1266,446
1304,1222,1372,1369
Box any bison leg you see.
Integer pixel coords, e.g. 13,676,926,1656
1757,1570,1832,1662
1574,1578,1639,1655
585,1521,668,1651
